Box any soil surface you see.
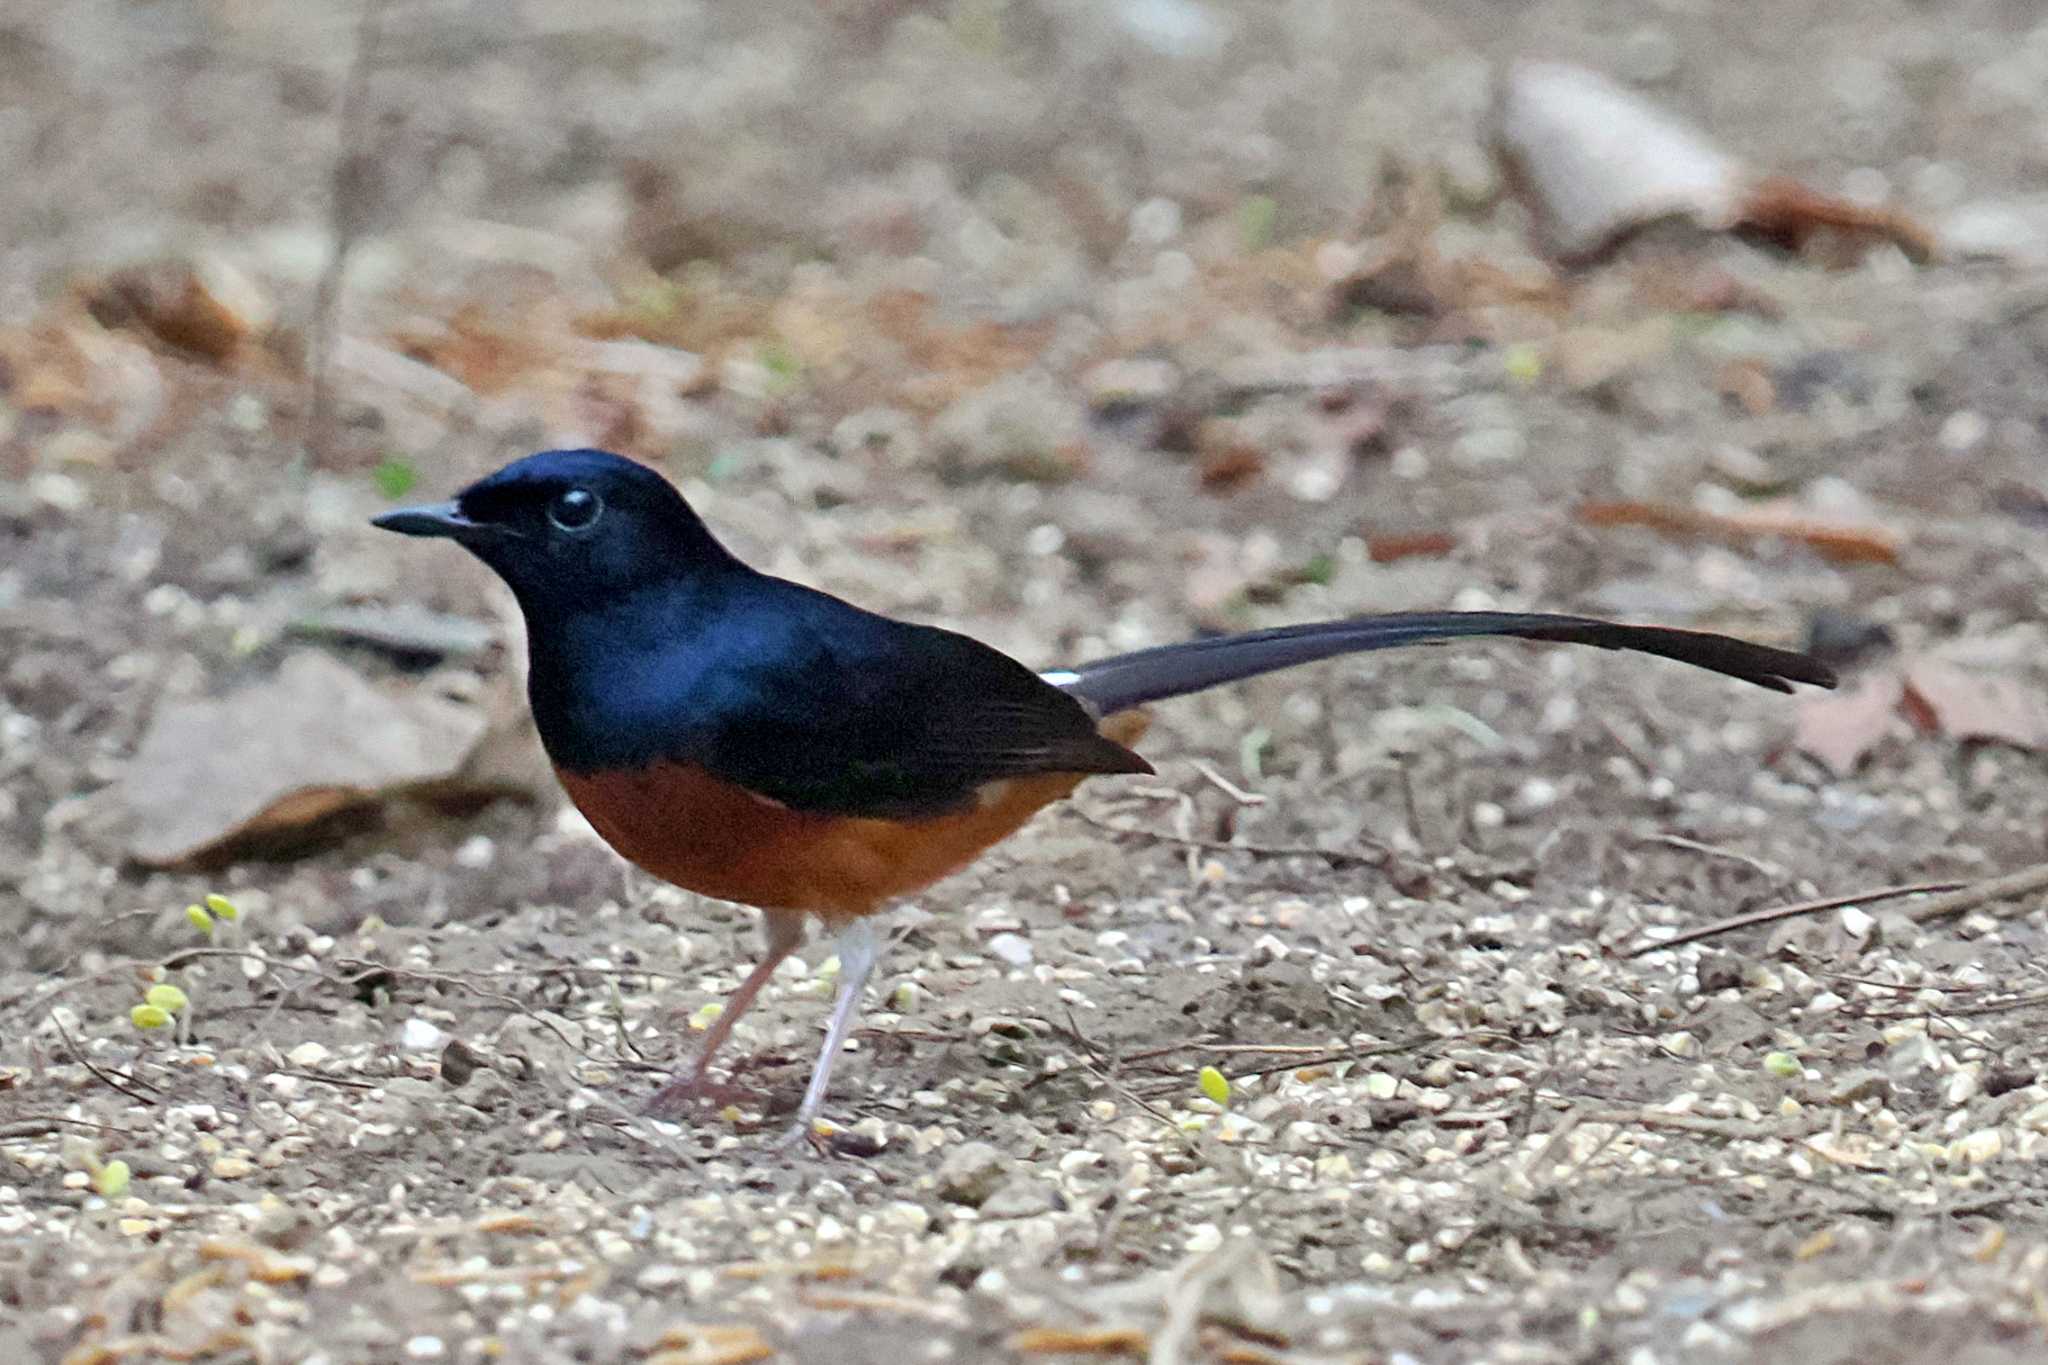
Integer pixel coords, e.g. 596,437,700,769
8,3,2048,1362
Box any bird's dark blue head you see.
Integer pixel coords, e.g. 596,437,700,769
372,449,736,613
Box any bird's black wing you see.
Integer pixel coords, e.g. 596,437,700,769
697,587,1149,820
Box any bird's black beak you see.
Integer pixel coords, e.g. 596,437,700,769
371,501,489,540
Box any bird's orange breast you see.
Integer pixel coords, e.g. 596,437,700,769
554,712,1146,922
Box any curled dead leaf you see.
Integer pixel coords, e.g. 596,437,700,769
83,255,273,364
1494,62,1933,266
1901,657,2048,749
1796,650,2048,775
115,652,492,868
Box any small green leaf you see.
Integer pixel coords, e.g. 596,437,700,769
131,1005,172,1030
1198,1065,1231,1107
760,338,801,381
1294,554,1336,587
145,984,190,1014
1763,1051,1801,1078
1238,195,1278,252
372,457,418,501
1503,342,1544,384
185,904,215,936
689,1001,725,1031
203,893,240,922
96,1160,131,1198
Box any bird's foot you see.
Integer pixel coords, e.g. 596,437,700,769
775,1118,827,1153
640,1071,766,1119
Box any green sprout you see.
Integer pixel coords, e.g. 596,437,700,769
758,338,803,395
373,456,419,500
133,980,193,1044
185,893,244,942
1198,1065,1232,1107
145,984,189,1014
95,1160,131,1199
1238,195,1279,252
1503,342,1544,384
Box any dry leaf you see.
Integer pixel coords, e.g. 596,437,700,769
1493,61,1745,261
1367,530,1460,563
1578,499,1903,566
116,652,488,867
1737,175,1936,265
1009,1325,1150,1356
1901,657,2048,749
1796,652,2048,775
83,255,274,363
648,1323,775,1365
1794,673,1906,777
1716,358,1777,416
1494,62,1933,266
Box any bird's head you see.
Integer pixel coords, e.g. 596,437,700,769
372,449,734,611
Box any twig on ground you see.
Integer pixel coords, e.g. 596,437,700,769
1904,861,2048,925
1068,806,1391,870
1640,833,1784,880
51,1012,159,1106
1622,878,1967,957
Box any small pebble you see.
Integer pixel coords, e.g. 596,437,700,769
400,1018,446,1052
935,1142,1009,1208
986,932,1034,967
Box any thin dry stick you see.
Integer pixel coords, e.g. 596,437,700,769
1068,806,1391,869
1622,878,1966,957
1904,860,2048,925
1641,833,1783,879
303,0,388,472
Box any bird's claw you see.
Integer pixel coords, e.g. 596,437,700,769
640,1072,763,1119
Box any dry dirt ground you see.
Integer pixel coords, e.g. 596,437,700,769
8,2,2048,1362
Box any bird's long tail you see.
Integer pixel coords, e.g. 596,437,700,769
1050,611,1835,717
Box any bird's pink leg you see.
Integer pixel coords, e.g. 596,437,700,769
643,910,805,1116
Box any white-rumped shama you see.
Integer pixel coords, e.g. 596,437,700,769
375,448,1835,1139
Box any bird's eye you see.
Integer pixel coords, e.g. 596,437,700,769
547,488,602,532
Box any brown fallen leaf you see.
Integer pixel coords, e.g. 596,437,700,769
81,255,274,364
1797,651,2048,775
1010,1325,1151,1356
648,1323,775,1365
1196,431,1266,491
1578,499,1903,566
1737,175,1937,265
115,652,489,868
1901,657,2048,749
195,1238,314,1284
1716,358,1777,417
1794,672,1907,777
1367,530,1460,564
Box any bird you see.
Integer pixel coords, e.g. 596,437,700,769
373,448,1835,1140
